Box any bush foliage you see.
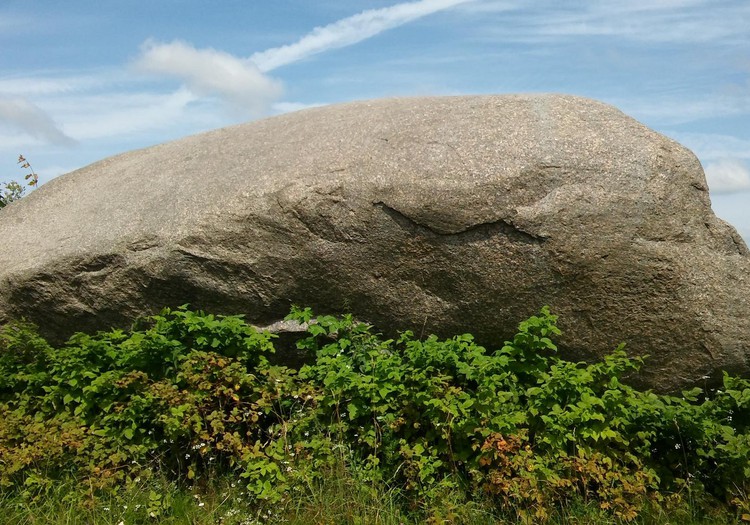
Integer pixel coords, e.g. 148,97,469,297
1,306,749,522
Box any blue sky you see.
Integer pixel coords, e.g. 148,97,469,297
1,0,749,240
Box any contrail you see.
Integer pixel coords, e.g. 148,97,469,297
250,0,479,72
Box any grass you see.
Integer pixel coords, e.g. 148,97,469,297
0,466,743,525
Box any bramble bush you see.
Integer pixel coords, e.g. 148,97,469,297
1,306,749,522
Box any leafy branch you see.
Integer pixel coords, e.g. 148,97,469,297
0,154,38,209
17,154,38,188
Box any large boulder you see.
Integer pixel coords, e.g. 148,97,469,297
1,94,748,391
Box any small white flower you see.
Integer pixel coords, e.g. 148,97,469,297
117,521,125,525
675,443,681,450
185,453,191,459
198,502,205,507
103,507,110,512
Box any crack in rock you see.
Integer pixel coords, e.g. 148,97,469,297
373,201,547,243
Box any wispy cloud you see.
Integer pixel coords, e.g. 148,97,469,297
704,159,750,194
614,95,750,126
250,0,478,72
0,97,76,146
656,131,750,197
462,0,750,44
59,88,203,140
671,132,750,161
0,74,108,96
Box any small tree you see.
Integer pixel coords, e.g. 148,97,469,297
0,155,38,209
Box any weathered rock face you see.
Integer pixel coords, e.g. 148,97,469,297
1,94,748,391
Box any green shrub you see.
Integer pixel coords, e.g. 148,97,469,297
1,306,749,522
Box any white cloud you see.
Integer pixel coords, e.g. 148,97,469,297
0,97,76,146
704,158,750,194
133,40,284,116
711,190,750,243
669,132,750,161
250,0,479,72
